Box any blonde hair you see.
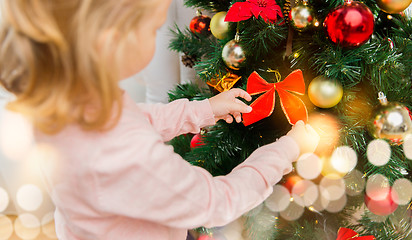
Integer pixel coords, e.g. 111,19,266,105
0,0,154,134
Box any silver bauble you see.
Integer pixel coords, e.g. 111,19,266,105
369,100,412,144
222,39,246,70
289,4,318,31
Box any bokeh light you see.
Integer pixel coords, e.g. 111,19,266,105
296,153,323,180
42,212,58,239
14,213,41,239
265,185,290,212
324,194,347,213
292,180,318,207
308,113,340,154
404,134,412,159
365,174,390,201
27,143,60,178
0,187,9,212
367,139,391,166
310,193,327,212
365,174,398,216
0,111,34,161
391,178,412,205
319,175,346,201
330,146,357,174
365,188,398,216
0,214,13,240
344,170,366,196
16,184,44,212
279,201,304,221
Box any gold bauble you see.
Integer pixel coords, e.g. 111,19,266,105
308,76,343,108
210,12,230,40
376,0,412,14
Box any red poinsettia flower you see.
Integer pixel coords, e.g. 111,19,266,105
225,0,284,24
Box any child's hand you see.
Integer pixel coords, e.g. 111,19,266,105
209,88,252,123
287,120,320,155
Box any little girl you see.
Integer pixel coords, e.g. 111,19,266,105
0,0,319,239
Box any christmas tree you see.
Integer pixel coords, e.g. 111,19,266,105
169,0,412,239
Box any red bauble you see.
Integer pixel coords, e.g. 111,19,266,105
283,175,303,193
323,1,374,48
190,15,211,35
365,188,398,216
198,235,215,240
190,133,204,148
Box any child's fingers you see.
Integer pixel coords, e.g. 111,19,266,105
225,115,233,123
233,99,252,113
230,88,252,101
232,112,242,123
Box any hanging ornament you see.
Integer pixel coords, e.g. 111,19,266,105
190,133,205,148
376,0,412,14
289,0,319,31
368,92,412,144
365,187,398,216
225,0,284,24
207,73,241,92
308,76,343,108
198,234,216,240
323,1,374,48
190,10,211,36
210,12,230,40
222,33,246,70
242,70,308,126
283,175,303,193
336,228,375,240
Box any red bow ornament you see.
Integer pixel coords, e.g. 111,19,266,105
336,228,376,240
225,0,284,24
242,70,308,126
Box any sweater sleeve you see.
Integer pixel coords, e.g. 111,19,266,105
93,127,300,229
136,99,215,141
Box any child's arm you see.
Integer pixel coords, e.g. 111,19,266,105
91,121,318,229
136,88,251,141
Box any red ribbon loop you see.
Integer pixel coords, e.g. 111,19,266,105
242,70,308,126
336,228,376,240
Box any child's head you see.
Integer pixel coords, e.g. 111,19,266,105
0,0,170,134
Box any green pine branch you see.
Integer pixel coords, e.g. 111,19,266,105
184,0,232,12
